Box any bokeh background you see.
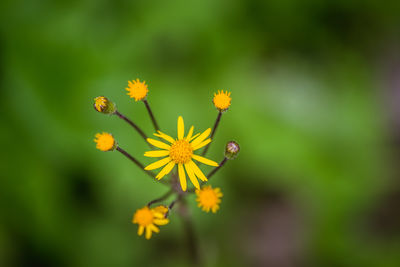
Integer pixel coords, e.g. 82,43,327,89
1,0,400,266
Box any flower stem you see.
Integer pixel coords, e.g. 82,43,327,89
115,111,151,148
179,200,200,265
187,157,228,193
143,99,160,132
201,111,222,156
116,146,168,185
147,190,173,207
207,157,227,180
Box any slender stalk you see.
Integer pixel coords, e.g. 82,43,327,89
201,111,222,156
143,100,160,132
206,157,227,180
187,157,228,193
180,202,200,265
115,111,151,148
147,190,173,207
116,147,168,185
165,195,181,218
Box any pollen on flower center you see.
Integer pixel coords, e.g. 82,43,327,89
199,190,218,206
133,207,154,226
169,139,193,164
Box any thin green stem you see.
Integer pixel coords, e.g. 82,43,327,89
180,201,200,265
115,111,151,148
187,157,228,193
165,195,181,218
116,147,168,185
143,100,160,132
147,190,173,207
206,157,227,181
201,111,222,156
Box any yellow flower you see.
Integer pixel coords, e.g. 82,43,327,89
132,206,169,239
213,90,231,111
144,116,219,191
94,132,116,151
196,186,223,213
126,79,148,101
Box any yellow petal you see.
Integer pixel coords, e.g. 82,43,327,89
190,133,200,141
153,212,164,219
190,128,211,148
212,206,219,213
144,150,170,157
138,225,144,236
189,160,208,182
154,131,175,144
192,154,219,166
178,163,187,191
147,138,171,150
144,157,171,170
154,218,169,225
156,161,175,180
184,163,200,189
145,227,152,239
185,126,194,141
192,138,211,151
149,224,160,233
177,116,184,140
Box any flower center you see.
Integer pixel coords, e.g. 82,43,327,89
170,139,193,164
199,190,218,207
134,208,154,226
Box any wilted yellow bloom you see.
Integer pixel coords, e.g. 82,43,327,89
132,206,169,239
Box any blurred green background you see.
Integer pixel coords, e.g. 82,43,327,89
1,0,400,266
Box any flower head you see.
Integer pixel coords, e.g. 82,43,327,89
213,90,231,111
196,186,223,213
225,141,240,159
132,206,169,239
93,96,116,114
144,116,219,191
94,132,116,151
126,79,149,101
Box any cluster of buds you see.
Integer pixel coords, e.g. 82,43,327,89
93,79,239,240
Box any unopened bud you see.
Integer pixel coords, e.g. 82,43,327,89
225,141,240,159
93,96,116,114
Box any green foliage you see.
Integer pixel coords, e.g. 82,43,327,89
1,0,399,266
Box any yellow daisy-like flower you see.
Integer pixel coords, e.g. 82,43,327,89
132,206,169,240
144,116,219,191
94,132,116,151
196,186,223,213
126,79,149,101
213,90,231,111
